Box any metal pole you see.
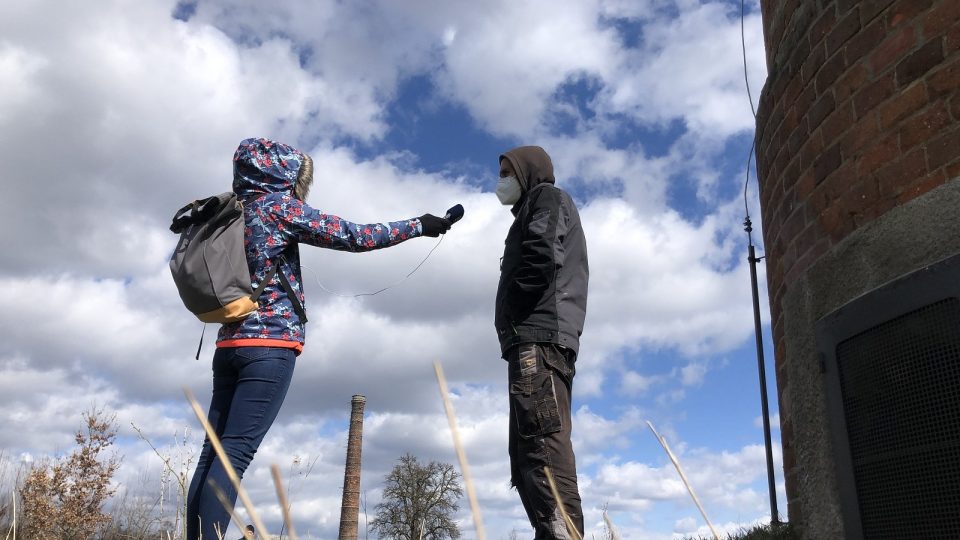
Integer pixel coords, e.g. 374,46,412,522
745,217,780,524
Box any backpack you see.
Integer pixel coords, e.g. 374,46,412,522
168,192,307,324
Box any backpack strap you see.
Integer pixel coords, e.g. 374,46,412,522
253,255,308,323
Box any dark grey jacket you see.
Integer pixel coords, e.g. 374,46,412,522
495,146,589,357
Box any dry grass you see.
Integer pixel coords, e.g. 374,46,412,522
2,381,784,540
433,361,487,540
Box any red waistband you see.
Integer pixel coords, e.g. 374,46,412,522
217,338,304,355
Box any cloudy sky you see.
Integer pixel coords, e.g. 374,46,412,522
0,0,781,538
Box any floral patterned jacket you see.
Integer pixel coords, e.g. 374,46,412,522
217,138,423,353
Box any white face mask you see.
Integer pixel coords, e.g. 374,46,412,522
496,175,522,205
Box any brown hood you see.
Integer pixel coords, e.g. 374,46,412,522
500,145,555,192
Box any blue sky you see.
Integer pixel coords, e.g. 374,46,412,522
0,1,779,538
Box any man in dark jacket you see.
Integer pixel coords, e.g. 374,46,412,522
495,146,588,539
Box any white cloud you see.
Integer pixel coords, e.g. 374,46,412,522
679,362,709,387
601,2,766,137
0,1,777,538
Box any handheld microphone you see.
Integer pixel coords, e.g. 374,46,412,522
444,204,464,224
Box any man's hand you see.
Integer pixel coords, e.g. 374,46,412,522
419,213,453,237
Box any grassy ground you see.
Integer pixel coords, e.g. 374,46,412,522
683,522,796,540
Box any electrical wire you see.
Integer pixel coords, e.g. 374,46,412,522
300,234,445,298
741,0,759,237
742,0,758,120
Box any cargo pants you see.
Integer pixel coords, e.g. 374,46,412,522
507,342,583,540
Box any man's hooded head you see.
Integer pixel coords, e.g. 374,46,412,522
499,145,554,193
233,137,313,201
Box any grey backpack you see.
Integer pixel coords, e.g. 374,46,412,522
169,192,306,324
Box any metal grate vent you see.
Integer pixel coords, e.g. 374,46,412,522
835,297,960,539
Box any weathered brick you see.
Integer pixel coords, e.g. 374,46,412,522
899,101,951,150
850,180,886,228
876,146,928,196
808,90,837,131
946,157,960,179
799,128,826,171
858,132,900,176
762,166,785,207
786,33,813,81
888,0,934,28
782,73,804,110
896,37,945,87
794,221,822,264
834,62,869,102
782,101,801,134
802,41,827,85
878,81,929,128
922,0,960,40
770,334,792,380
898,169,948,204
947,19,960,53
796,164,817,199
842,174,881,215
846,17,888,64
870,25,918,73
796,83,818,121
822,101,856,142
841,110,881,155
853,72,895,118
819,158,852,201
837,0,860,17
781,235,799,273
775,351,787,385
927,55,960,99
860,0,897,26
810,8,837,45
927,126,960,169
814,142,843,184
772,144,793,185
827,7,862,56
816,49,849,95
818,205,845,243
761,167,782,211
808,171,833,214
789,238,830,281
770,68,791,107
787,116,810,155
783,154,802,192
780,199,807,245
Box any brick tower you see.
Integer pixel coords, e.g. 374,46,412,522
338,395,366,540
756,1,960,538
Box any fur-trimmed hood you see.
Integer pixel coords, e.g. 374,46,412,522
232,138,312,200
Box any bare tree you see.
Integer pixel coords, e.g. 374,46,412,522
370,454,463,540
19,408,120,539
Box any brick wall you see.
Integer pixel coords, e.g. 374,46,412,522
756,0,960,524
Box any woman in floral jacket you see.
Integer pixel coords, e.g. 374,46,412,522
187,137,452,540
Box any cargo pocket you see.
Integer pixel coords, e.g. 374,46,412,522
510,344,563,439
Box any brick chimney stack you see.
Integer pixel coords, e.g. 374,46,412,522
338,395,367,540
756,1,960,537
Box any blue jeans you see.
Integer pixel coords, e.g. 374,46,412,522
187,346,296,540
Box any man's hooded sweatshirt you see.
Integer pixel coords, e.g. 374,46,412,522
495,146,589,356
218,138,423,353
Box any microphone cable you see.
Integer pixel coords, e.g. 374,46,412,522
301,233,445,298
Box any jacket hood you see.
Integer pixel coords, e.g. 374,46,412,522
500,145,555,192
233,138,310,199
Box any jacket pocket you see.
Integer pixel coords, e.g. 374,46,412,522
509,344,563,439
